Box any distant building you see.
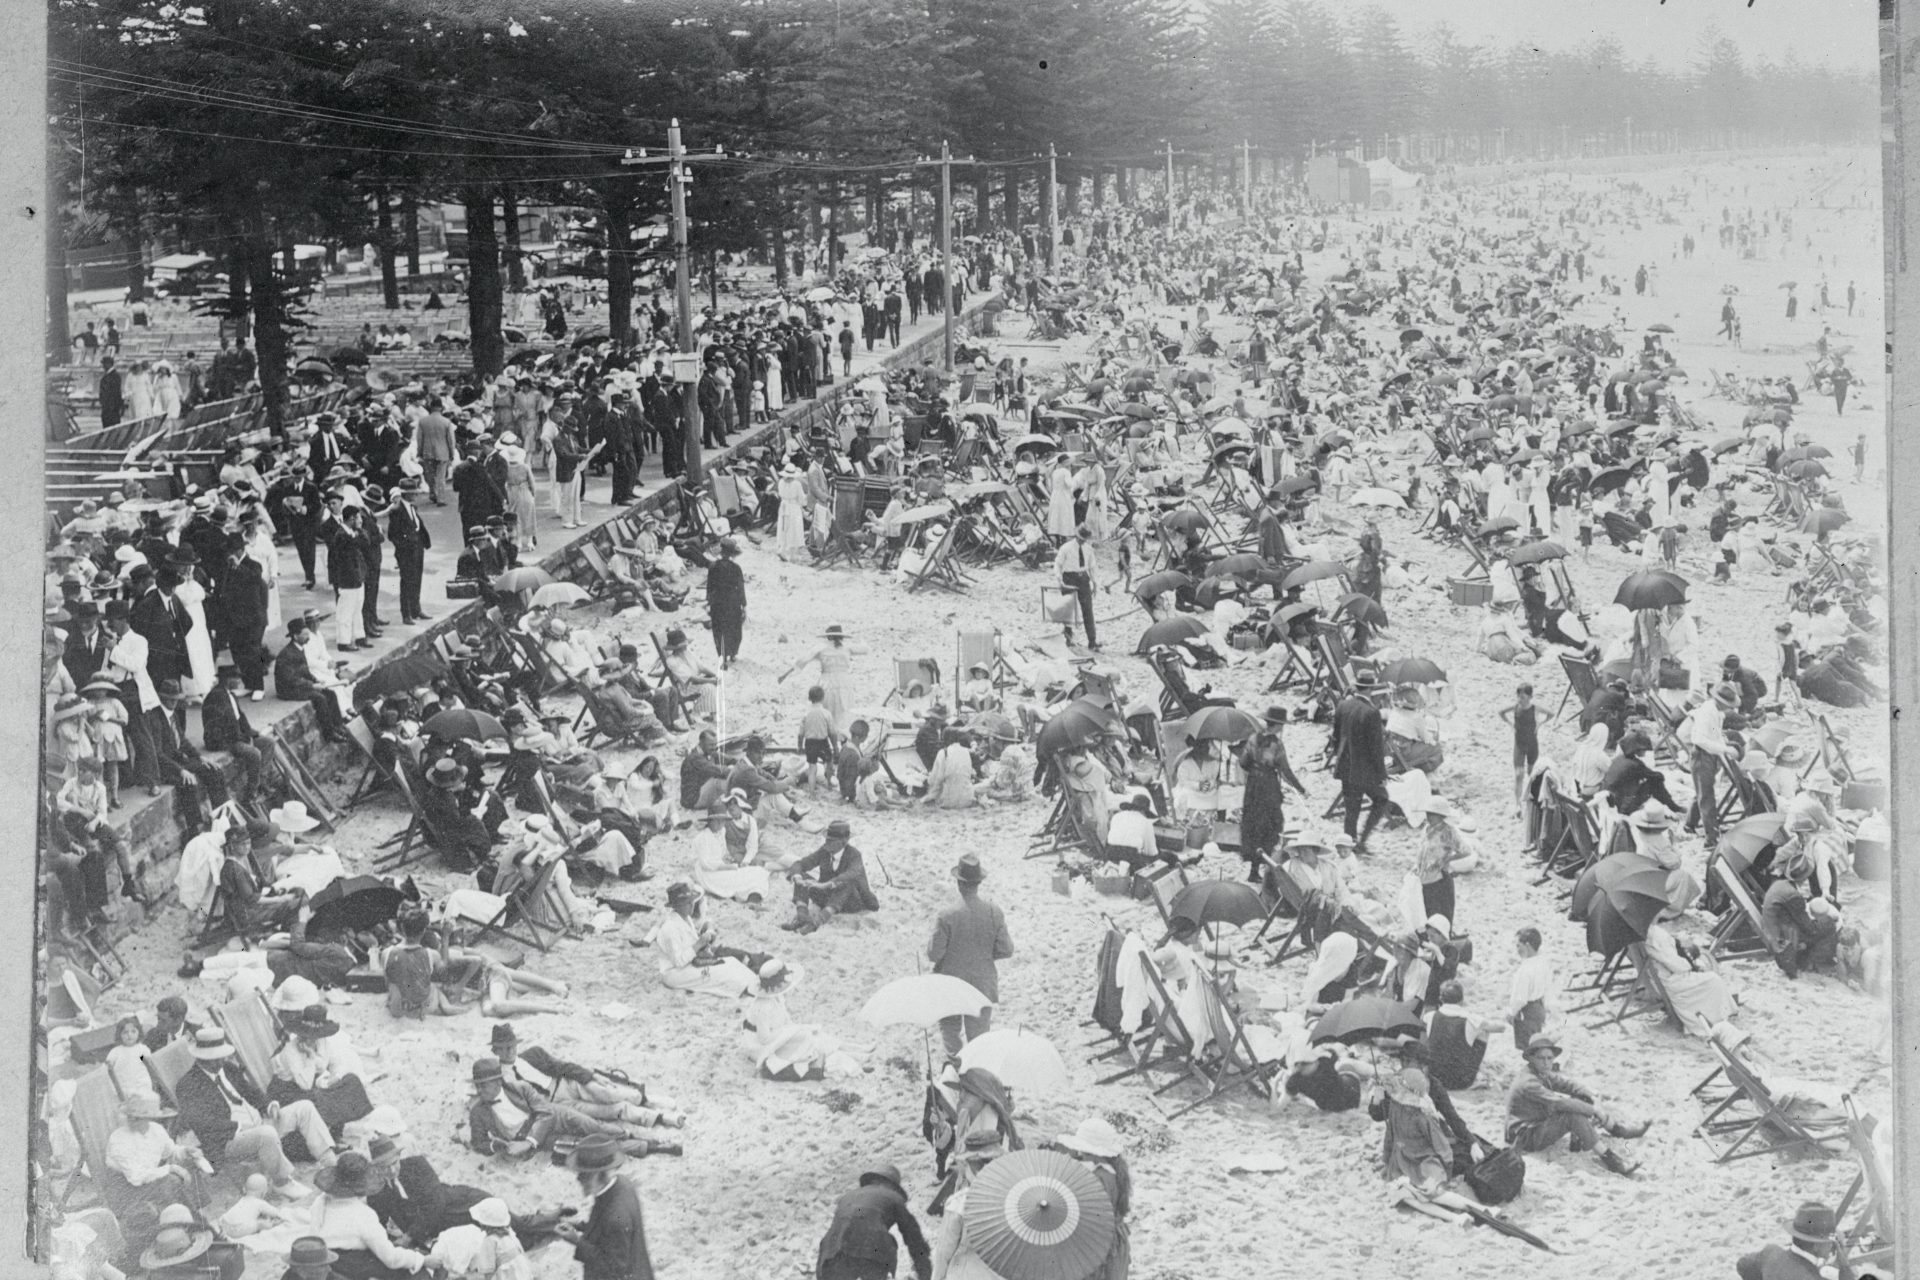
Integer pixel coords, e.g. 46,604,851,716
1303,155,1370,207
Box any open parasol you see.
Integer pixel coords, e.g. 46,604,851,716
1281,559,1348,590
955,1029,1070,1095
1137,615,1207,652
306,876,409,936
1182,705,1262,743
492,567,553,594
859,974,993,1028
423,708,507,742
1133,570,1193,601
964,1150,1116,1280
1378,656,1447,685
1614,568,1689,611
530,582,591,609
353,650,448,704
1166,879,1266,930
1717,813,1787,876
1204,553,1268,580
1310,996,1424,1046
1035,701,1121,756
1335,593,1388,626
1505,540,1569,566
1799,507,1849,536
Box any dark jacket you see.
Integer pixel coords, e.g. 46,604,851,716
201,687,256,751
274,640,325,701
817,1180,931,1279
1735,1245,1825,1280
389,498,430,552
705,558,746,619
1599,753,1679,817
678,747,732,809
576,1175,655,1280
98,370,125,425
174,1061,270,1163
328,528,365,590
368,1153,490,1245
64,625,113,687
788,842,879,913
218,557,270,635
130,585,192,675
1331,691,1387,786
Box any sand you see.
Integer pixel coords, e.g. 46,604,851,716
93,148,1891,1280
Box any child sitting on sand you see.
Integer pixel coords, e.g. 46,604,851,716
218,1173,293,1236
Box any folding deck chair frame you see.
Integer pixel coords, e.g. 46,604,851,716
1692,1040,1847,1163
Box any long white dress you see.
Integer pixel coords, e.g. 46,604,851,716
247,526,284,633
652,911,757,998
1045,461,1078,539
1647,461,1672,526
126,370,154,422
153,369,183,420
776,473,808,558
765,354,785,414
691,826,771,901
175,577,217,697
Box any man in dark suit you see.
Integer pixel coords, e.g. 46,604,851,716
816,1163,932,1280
272,462,323,590
554,1134,654,1280
129,563,192,689
387,477,432,623
1736,1202,1837,1280
274,617,350,741
697,359,727,449
327,507,370,651
365,1135,491,1248
1331,670,1391,854
216,535,270,695
781,819,878,934
172,1025,332,1189
62,600,112,686
882,288,903,347
153,679,225,826
98,357,126,428
356,490,388,639
201,665,264,804
307,412,347,486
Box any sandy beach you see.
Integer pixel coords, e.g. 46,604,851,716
96,148,1892,1280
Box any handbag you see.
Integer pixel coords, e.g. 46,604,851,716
1465,1141,1526,1205
445,578,481,600
1656,656,1690,690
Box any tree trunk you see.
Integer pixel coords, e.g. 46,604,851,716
708,250,719,312
403,192,421,277
243,202,289,433
375,184,399,309
46,131,70,360
771,184,788,288
463,188,505,378
974,175,991,234
280,232,296,276
827,183,841,273
603,188,634,345
501,184,526,290
866,174,881,235
123,236,146,304
1002,170,1019,231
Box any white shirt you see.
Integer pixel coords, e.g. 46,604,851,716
1682,701,1731,757
106,630,158,711
1105,808,1156,858
1054,539,1093,581
425,1224,531,1280
107,1122,186,1184
1507,954,1556,1015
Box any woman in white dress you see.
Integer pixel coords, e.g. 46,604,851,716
1081,460,1112,540
651,883,758,998
765,350,785,414
125,362,155,422
775,465,808,560
171,558,217,698
1044,455,1078,542
690,807,770,902
151,361,184,420
241,508,283,635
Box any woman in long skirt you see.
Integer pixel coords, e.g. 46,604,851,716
170,561,217,699
502,445,539,550
776,465,808,560
784,625,864,731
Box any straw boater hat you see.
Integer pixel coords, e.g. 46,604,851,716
139,1222,213,1273
756,959,803,994
428,758,467,789
1628,802,1672,831
190,1026,235,1061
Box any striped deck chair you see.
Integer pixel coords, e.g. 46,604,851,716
61,1067,122,1210
211,993,283,1096
1164,971,1289,1120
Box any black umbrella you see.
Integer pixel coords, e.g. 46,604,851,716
353,650,449,705
1137,615,1208,652
307,875,410,936
1133,570,1194,601
1589,467,1634,496
1506,540,1569,566
423,707,507,742
1378,656,1446,685
328,346,371,367
1310,996,1424,1046
1167,879,1266,930
1476,516,1521,537
1614,568,1689,611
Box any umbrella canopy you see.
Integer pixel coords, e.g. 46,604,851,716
1589,466,1635,496
1799,507,1850,536
1209,418,1253,439
1281,559,1348,590
1614,568,1689,611
1010,434,1061,454
1133,570,1193,601
1212,442,1254,466
1271,475,1318,496
1167,879,1266,930
353,650,448,704
1310,996,1424,1046
1785,460,1828,480
1137,615,1208,652
1506,540,1569,566
1204,553,1268,580
1349,487,1406,509
803,286,839,302
958,403,999,422
1569,851,1666,920
1118,403,1156,420
956,1029,1070,1095
966,710,1020,743
328,346,371,367
306,876,408,936
1378,656,1446,685
1645,323,1674,334
899,502,953,523
1182,705,1262,743
1710,438,1745,457
1718,813,1787,874
965,1150,1116,1280
529,582,591,609
859,974,993,1028
492,566,554,594
423,707,507,742
1161,509,1212,534
1579,855,1672,956
1035,701,1122,756
293,358,335,380
1335,592,1388,626
1476,516,1521,537
1123,376,1155,394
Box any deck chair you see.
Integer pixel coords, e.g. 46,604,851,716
1831,1098,1895,1280
905,520,969,594
373,764,454,874
1587,942,1679,1030
815,481,869,567
1692,1040,1848,1163
473,853,565,953
1645,695,1688,765
145,1037,197,1108
1555,653,1597,722
1164,973,1289,1120
1563,946,1638,1014
1536,792,1600,883
194,842,273,950
61,1067,121,1210
1248,850,1317,967
576,543,648,609
884,658,943,706
1705,859,1790,965
1805,713,1858,784
344,717,397,807
211,993,282,1096
1119,953,1213,1102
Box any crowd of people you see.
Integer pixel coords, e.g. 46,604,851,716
36,152,1892,1280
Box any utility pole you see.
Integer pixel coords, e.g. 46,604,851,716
1624,116,1633,156
1048,147,1066,263
1240,139,1251,213
624,120,725,489
940,140,954,371
1164,139,1175,215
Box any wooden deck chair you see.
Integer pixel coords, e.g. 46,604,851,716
906,520,968,594
1123,953,1212,1101
647,630,694,722
1831,1098,1895,1280
1164,973,1289,1120
1586,942,1679,1030
1311,622,1363,696
1645,695,1688,765
373,766,446,874
1457,532,1495,581
883,658,942,706
1706,859,1789,964
1555,653,1597,722
1536,792,1600,883
1563,946,1637,1014
576,544,645,609
1692,1040,1848,1163
61,1067,122,1210
344,716,397,807
1805,713,1858,784
1248,849,1315,966
145,1038,197,1108
813,480,869,567
211,993,282,1096
473,853,565,953
1262,631,1316,693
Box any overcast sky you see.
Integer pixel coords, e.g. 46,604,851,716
1355,0,1878,73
